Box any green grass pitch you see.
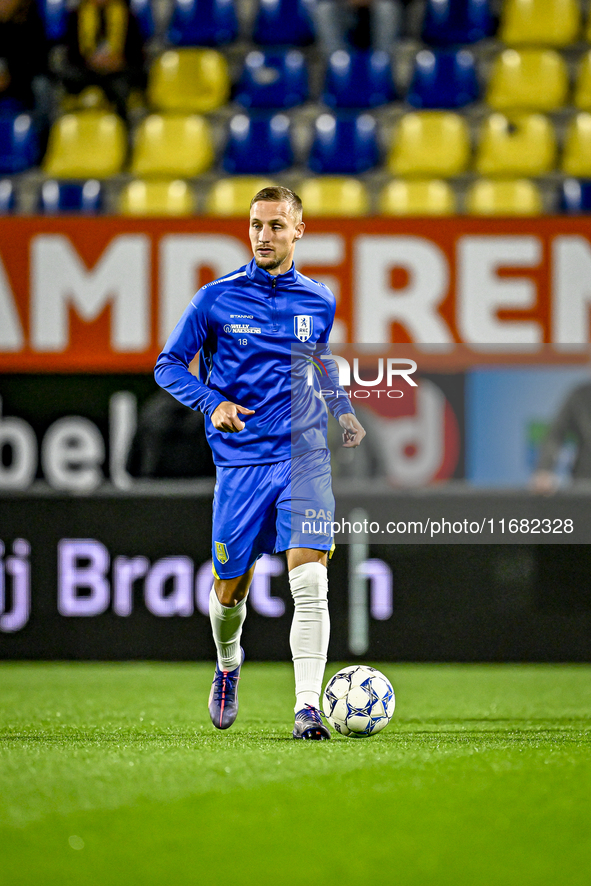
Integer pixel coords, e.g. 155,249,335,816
1,662,590,886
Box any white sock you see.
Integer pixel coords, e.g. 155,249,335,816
289,562,330,713
209,588,247,671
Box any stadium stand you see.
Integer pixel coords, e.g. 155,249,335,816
499,0,581,47
387,111,471,177
43,111,126,178
406,48,479,110
573,52,591,112
308,112,379,175
147,49,230,114
205,177,277,215
130,113,214,177
561,113,591,178
465,178,543,215
131,0,155,41
379,178,457,215
0,112,41,174
322,50,396,109
222,112,293,174
235,50,309,109
421,0,495,46
252,0,315,46
298,177,370,215
166,0,238,47
474,113,556,177
0,178,15,212
485,49,569,112
38,179,103,213
119,178,195,215
559,178,591,213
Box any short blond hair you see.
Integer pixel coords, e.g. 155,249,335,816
250,186,303,222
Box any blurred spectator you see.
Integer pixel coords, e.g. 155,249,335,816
0,0,50,112
313,0,404,54
531,381,591,493
60,0,145,120
126,388,215,479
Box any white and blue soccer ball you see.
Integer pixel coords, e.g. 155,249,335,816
322,665,395,737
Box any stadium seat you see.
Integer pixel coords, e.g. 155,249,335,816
486,49,568,113
0,112,40,174
573,52,591,112
130,114,214,177
252,0,315,46
475,113,556,177
130,0,155,41
38,0,68,41
0,178,15,213
308,113,379,175
148,49,230,114
559,178,591,213
406,48,479,110
119,179,195,216
387,111,470,178
465,178,543,215
379,179,456,215
421,0,495,46
562,113,591,177
223,113,293,175
235,50,308,109
298,177,370,216
43,111,126,178
205,177,276,215
322,50,396,109
499,0,580,47
38,179,103,214
166,0,238,46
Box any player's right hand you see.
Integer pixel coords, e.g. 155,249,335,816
211,401,255,433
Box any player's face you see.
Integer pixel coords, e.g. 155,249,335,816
249,200,305,276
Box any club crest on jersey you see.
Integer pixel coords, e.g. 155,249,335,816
294,315,313,342
215,542,229,564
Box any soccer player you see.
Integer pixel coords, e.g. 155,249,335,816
154,186,365,739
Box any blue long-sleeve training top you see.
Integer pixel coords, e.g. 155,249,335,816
154,258,354,467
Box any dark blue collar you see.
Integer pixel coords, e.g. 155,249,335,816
246,257,298,289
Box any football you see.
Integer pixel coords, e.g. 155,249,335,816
322,665,395,737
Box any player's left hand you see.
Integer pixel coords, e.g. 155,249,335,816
339,413,366,448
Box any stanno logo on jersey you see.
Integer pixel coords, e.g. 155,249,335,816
294,315,313,342
215,542,229,564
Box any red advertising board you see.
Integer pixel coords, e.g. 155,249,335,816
1,216,591,371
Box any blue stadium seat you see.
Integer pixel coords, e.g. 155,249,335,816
421,0,495,46
559,178,591,213
38,179,103,214
235,50,308,109
37,0,68,41
223,113,293,174
308,112,379,174
252,0,315,46
0,179,15,213
130,0,155,41
0,113,40,174
323,50,396,109
407,49,479,109
167,0,238,46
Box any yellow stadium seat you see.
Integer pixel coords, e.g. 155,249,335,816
387,112,470,178
130,114,214,178
573,52,591,111
562,113,591,177
500,0,580,47
465,179,543,215
378,179,456,215
119,179,195,216
148,49,230,114
486,49,568,112
205,178,277,216
43,111,126,178
475,113,556,176
298,178,369,216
